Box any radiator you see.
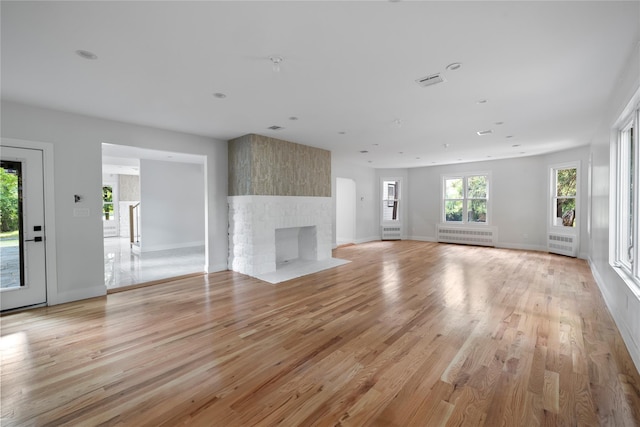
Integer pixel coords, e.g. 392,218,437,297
548,232,578,257
436,224,497,247
381,226,402,240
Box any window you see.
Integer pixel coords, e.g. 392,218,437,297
102,185,114,221
382,178,400,222
611,89,640,292
443,173,489,224
550,165,578,228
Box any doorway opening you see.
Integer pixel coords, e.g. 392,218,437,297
336,177,356,246
102,143,207,290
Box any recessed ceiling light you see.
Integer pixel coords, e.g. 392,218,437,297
75,49,97,60
213,92,227,99
338,131,346,135
512,144,521,147
477,130,493,136
416,157,421,160
267,125,284,130
495,121,504,125
506,135,514,139
443,143,450,149
398,152,403,154
477,99,488,104
446,62,462,71
368,160,373,163
372,143,379,146
360,150,369,154
288,116,298,121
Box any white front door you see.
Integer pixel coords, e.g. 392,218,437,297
1,146,47,311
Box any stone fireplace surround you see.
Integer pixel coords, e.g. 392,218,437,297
228,195,348,283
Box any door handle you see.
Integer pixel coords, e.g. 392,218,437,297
25,236,43,242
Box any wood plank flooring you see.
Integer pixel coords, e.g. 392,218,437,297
2,241,639,426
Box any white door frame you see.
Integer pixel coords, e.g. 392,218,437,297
1,138,58,307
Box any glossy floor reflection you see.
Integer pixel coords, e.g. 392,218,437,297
104,237,205,290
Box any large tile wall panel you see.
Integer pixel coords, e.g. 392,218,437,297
228,134,331,197
228,134,253,196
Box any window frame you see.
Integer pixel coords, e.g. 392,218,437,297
609,88,640,298
611,96,640,293
381,176,402,224
549,162,580,232
441,172,491,225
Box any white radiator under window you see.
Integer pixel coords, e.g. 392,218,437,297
436,224,497,247
381,226,402,240
548,232,578,257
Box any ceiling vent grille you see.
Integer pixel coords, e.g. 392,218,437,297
267,125,284,131
415,73,446,88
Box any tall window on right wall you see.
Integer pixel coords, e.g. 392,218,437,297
551,165,578,228
612,100,639,288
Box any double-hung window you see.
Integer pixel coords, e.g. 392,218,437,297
613,101,639,284
550,164,578,228
443,173,489,224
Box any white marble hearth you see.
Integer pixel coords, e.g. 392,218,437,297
228,195,348,282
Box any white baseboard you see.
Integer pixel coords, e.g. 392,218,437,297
54,285,106,305
355,236,381,244
206,263,228,273
141,241,205,253
588,258,640,375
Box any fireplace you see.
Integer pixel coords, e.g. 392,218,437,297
228,195,347,283
227,134,348,283
275,226,317,265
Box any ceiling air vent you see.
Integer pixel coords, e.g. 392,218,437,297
477,130,493,136
415,73,447,88
267,125,284,130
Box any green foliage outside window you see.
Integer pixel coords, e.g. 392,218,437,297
555,168,577,227
103,186,114,220
0,167,19,232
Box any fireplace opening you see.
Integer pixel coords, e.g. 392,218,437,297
275,226,317,268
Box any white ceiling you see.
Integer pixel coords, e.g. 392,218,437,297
2,1,639,168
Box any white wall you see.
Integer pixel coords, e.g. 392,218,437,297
588,43,640,372
407,148,589,255
332,158,379,246
0,100,228,304
336,177,356,246
140,159,205,252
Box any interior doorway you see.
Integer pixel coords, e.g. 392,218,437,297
336,177,356,246
102,143,207,290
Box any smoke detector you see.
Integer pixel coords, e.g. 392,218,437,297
415,73,447,88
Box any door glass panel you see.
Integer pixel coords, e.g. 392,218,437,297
0,161,24,289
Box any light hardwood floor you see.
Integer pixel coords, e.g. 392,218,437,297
2,241,639,426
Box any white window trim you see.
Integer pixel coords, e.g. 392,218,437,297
548,161,580,234
440,171,492,226
380,176,402,225
610,85,640,295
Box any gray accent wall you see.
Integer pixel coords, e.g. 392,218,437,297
229,134,331,197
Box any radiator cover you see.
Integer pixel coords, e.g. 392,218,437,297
548,232,578,257
436,224,497,247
